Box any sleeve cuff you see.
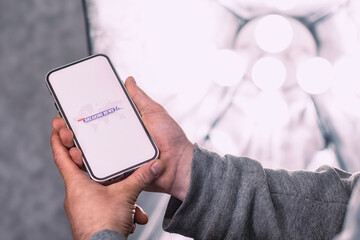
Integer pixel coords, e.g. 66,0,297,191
162,143,267,239
162,144,240,238
89,229,126,240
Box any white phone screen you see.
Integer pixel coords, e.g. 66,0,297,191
47,55,158,181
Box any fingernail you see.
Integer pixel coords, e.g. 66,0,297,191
151,161,164,176
130,76,137,85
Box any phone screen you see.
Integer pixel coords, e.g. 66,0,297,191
47,55,158,181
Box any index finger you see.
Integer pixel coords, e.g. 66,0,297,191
51,128,86,185
124,77,164,117
52,115,66,133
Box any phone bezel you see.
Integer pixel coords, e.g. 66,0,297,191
46,54,159,183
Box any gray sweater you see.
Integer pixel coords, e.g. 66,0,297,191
90,144,360,240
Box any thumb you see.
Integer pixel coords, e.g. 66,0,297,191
125,76,163,116
120,159,164,196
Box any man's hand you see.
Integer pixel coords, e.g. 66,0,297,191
55,76,194,201
51,125,165,240
125,77,194,200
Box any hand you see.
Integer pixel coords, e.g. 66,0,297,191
51,125,165,240
55,76,194,201
125,77,194,200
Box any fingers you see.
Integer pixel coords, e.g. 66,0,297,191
130,205,149,234
118,159,165,196
53,116,75,148
52,115,66,132
69,147,85,170
51,128,86,185
134,205,148,225
52,116,85,170
59,128,74,148
125,76,164,116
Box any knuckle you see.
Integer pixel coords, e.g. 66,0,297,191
154,103,166,112
143,103,166,117
50,131,56,146
53,154,59,165
63,197,68,210
135,171,151,186
52,151,61,166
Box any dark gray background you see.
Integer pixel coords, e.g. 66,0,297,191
0,0,87,239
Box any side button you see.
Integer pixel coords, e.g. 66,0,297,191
54,103,63,118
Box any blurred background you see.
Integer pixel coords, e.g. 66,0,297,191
1,0,360,239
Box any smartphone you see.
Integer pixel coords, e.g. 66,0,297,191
46,54,158,183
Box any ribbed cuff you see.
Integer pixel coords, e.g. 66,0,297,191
89,229,126,240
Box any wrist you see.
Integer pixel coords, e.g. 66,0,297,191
73,223,125,240
170,141,194,201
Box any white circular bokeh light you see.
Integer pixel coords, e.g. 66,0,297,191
296,57,334,95
254,14,294,53
251,56,287,91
